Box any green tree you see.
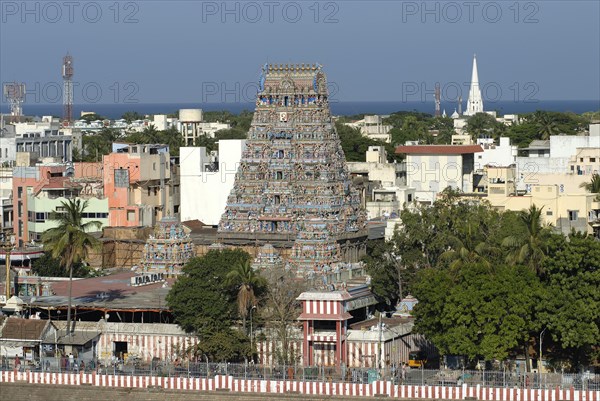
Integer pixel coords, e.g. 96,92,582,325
31,252,97,278
440,222,498,275
579,173,600,200
413,263,541,363
502,205,551,275
538,234,600,368
121,111,145,123
41,199,102,334
167,249,250,334
464,112,505,139
79,113,105,123
226,259,266,332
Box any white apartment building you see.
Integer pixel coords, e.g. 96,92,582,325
396,144,482,204
344,116,392,143
180,140,246,226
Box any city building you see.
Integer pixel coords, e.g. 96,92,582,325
517,126,600,175
179,140,246,226
344,116,392,143
347,146,414,220
395,144,483,204
0,167,13,232
217,64,367,275
178,109,231,145
13,117,81,163
12,161,108,247
102,143,179,228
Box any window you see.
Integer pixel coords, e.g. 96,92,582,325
546,210,553,216
568,210,579,221
408,194,413,202
114,169,129,188
127,210,136,222
17,187,23,198
590,158,596,162
147,187,151,196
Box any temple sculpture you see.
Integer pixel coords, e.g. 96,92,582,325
139,216,194,276
218,63,367,276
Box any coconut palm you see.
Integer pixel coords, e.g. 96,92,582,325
226,259,265,332
42,199,102,334
440,223,499,275
579,173,600,200
531,111,559,139
502,205,549,275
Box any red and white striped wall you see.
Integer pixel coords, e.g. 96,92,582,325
1,371,598,400
256,339,303,366
303,299,341,316
99,332,198,362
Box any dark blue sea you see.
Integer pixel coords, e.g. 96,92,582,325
1,100,598,119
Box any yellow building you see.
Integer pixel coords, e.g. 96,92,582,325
486,168,600,237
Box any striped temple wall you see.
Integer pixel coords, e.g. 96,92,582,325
303,299,342,316
256,332,435,368
99,332,198,362
1,371,598,400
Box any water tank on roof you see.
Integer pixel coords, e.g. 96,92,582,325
179,109,203,122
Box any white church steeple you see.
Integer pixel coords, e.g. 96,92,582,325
464,54,484,116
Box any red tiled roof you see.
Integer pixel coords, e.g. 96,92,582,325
395,145,483,155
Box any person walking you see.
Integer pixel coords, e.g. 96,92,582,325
14,354,21,372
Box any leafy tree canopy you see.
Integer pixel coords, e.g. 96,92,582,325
31,252,98,278
167,249,251,335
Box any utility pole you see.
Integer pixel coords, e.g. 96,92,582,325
539,327,547,374
2,231,14,301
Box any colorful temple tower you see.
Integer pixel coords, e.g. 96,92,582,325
139,216,194,276
218,63,366,276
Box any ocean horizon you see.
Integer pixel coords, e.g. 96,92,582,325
1,100,599,120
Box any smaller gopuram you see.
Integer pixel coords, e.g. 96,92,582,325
139,216,194,276
252,243,284,270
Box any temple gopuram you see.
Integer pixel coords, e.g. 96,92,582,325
139,216,194,276
218,63,367,276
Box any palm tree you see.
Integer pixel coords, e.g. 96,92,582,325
579,173,600,200
502,205,549,274
226,259,264,332
531,111,559,139
440,223,498,275
42,199,102,334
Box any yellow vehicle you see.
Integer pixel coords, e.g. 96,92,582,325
408,351,427,368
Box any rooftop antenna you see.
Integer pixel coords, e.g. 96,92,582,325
3,82,26,123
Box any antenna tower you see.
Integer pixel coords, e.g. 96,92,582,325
62,54,74,125
3,82,26,123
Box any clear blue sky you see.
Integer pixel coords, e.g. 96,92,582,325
1,1,599,104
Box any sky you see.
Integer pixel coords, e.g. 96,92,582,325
1,0,599,106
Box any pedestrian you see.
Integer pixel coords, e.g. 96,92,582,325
80,360,85,372
45,360,50,371
401,362,407,382
69,353,74,371
14,354,21,372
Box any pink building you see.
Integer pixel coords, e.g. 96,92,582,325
102,144,178,227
